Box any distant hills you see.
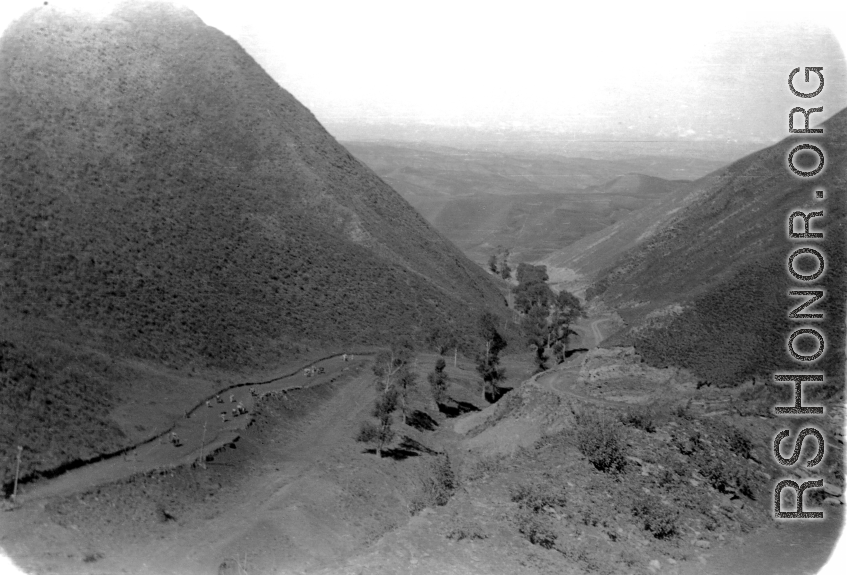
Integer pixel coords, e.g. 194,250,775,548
586,109,846,390
0,3,506,485
347,142,694,264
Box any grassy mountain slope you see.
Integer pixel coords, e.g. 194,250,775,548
539,174,698,289
589,109,846,389
0,2,506,487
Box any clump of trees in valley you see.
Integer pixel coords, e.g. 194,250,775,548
487,247,512,280
513,263,585,373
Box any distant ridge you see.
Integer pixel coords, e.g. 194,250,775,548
346,141,695,264
0,2,506,485
588,108,846,389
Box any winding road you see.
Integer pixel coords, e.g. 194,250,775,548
15,353,372,503
530,315,629,405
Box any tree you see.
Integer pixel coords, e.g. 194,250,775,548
356,388,398,457
479,311,507,357
515,263,548,285
373,339,414,393
475,352,506,404
551,340,565,364
522,304,549,372
512,264,553,313
487,254,498,273
500,261,512,280
476,312,507,402
550,290,585,357
396,367,418,424
426,325,458,356
428,357,448,406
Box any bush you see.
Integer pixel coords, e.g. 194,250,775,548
632,495,679,539
726,426,752,459
509,480,567,512
674,400,694,420
447,520,488,541
575,411,627,474
697,456,755,498
515,510,557,549
657,468,676,487
463,455,506,482
409,454,457,514
620,406,656,432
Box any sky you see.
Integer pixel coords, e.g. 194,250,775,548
1,0,846,145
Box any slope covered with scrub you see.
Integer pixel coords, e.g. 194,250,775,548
0,2,506,487
589,108,846,390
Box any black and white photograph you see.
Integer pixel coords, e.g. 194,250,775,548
0,1,845,573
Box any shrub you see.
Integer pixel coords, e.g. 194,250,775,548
463,455,505,482
674,400,694,420
620,406,656,432
632,495,679,539
726,426,752,459
447,520,488,541
697,456,755,498
657,468,676,488
515,510,557,549
409,454,457,514
575,411,627,474
509,480,567,512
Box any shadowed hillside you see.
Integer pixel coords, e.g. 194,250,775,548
589,109,847,390
0,3,507,486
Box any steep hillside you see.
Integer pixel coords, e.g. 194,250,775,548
589,109,847,389
0,3,506,487
347,142,691,264
540,174,698,290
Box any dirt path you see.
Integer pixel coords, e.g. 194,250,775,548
15,354,371,503
590,316,610,344
530,314,632,406
116,364,385,575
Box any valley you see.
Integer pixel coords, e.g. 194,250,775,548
346,142,698,265
0,3,844,575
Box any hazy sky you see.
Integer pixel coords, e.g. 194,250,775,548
1,0,846,143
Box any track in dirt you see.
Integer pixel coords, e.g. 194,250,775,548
14,353,373,503
533,315,633,406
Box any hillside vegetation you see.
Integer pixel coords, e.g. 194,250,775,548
590,109,846,390
0,3,507,488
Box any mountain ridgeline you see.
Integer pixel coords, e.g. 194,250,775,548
0,3,507,486
589,108,846,391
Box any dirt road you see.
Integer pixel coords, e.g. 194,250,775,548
15,354,370,503
531,315,629,405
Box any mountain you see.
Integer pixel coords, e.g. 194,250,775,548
346,141,692,264
587,108,846,390
0,2,505,487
